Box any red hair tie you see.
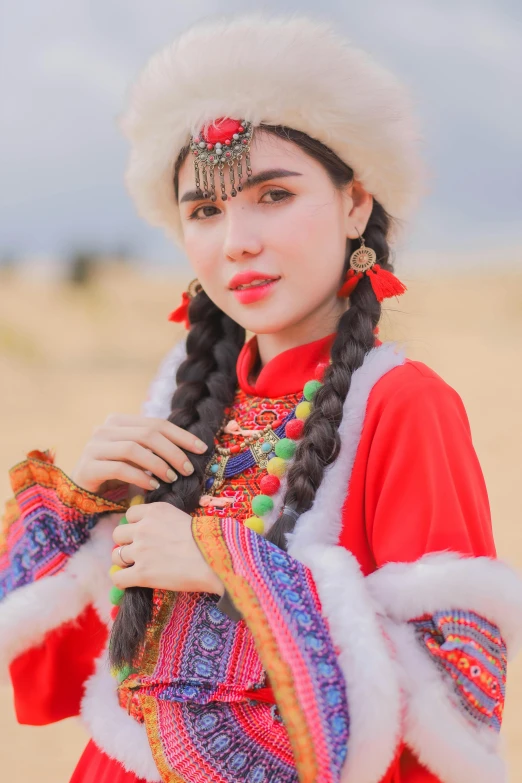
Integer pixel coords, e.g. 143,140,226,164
167,279,202,329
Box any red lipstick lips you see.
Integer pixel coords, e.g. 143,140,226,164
228,270,281,305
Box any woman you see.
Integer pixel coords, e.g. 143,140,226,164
1,13,521,783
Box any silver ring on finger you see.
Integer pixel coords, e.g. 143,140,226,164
118,545,133,567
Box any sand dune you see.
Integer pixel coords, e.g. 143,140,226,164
1,265,521,780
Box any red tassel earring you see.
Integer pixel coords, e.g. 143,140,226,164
168,278,202,329
337,231,406,303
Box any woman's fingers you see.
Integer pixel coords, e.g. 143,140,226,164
95,426,205,478
111,561,141,589
102,415,208,455
111,543,136,568
86,460,162,492
89,438,182,482
113,523,134,546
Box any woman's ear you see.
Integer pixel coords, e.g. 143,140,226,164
343,180,374,239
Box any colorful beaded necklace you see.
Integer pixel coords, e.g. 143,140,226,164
202,362,326,534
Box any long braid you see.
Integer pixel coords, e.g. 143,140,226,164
110,290,245,667
265,200,392,551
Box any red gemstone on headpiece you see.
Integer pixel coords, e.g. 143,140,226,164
209,156,214,162
203,118,243,145
207,143,214,151
238,126,244,133
194,137,200,144
242,139,248,145
225,139,231,146
225,152,231,158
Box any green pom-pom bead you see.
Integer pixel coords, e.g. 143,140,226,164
251,494,274,516
275,438,297,460
303,380,322,401
119,515,129,525
116,665,132,684
110,586,125,606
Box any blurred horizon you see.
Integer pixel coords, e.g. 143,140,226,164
1,0,521,272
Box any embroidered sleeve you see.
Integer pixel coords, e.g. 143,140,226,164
411,610,506,733
367,553,522,783
192,514,349,783
0,449,127,599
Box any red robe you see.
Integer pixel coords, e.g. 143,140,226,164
5,333,499,782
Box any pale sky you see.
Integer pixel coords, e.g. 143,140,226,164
1,0,521,269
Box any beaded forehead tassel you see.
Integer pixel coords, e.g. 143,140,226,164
190,117,254,202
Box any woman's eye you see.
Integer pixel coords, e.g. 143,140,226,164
261,189,292,204
189,204,220,220
188,189,291,220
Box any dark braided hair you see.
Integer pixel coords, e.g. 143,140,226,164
110,125,393,667
110,291,244,667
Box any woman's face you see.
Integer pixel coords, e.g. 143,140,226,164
177,130,373,337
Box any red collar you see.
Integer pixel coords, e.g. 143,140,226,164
236,333,336,398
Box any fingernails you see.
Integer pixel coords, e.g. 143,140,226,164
194,439,208,453
150,478,160,489
166,469,178,482
184,461,194,475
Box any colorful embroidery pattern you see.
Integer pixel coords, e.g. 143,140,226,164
142,694,297,783
411,610,507,732
114,386,349,781
192,516,349,783
0,450,127,598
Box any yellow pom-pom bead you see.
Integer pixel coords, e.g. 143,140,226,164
110,565,122,576
130,494,145,506
244,516,265,534
266,456,287,477
295,401,312,420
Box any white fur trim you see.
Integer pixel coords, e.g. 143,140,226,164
286,343,406,782
297,544,401,783
120,14,425,246
367,552,522,656
0,515,118,679
383,618,507,783
289,342,405,551
81,648,161,782
141,338,187,419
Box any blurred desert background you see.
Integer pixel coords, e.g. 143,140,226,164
1,258,521,781
1,0,522,779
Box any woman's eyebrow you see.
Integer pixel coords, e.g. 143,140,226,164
179,168,302,203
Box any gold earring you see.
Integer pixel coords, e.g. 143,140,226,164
349,229,376,273
187,278,202,298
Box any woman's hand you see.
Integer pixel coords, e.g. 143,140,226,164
110,501,224,595
70,414,208,495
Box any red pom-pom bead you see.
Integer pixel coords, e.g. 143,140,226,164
285,419,304,440
314,362,329,381
110,606,120,621
260,474,281,495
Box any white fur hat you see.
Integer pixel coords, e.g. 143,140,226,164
119,13,425,247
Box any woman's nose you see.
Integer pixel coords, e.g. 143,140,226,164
222,208,263,261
